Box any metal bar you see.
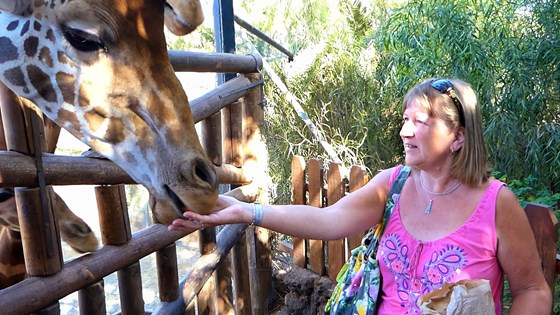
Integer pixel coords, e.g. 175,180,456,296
234,15,294,61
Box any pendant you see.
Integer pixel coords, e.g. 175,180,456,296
425,199,433,214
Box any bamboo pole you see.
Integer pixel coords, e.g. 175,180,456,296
190,75,253,123
156,244,180,302
78,281,106,315
95,185,143,314
4,94,65,314
168,51,262,74
0,152,250,186
231,234,252,314
15,187,63,275
198,82,222,314
0,82,27,153
240,72,272,314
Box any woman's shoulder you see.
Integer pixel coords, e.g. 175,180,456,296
370,165,406,183
493,178,525,219
365,165,411,193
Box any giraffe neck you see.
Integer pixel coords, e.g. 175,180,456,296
0,228,26,289
0,189,19,231
0,9,76,109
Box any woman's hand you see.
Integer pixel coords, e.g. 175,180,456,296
168,195,250,231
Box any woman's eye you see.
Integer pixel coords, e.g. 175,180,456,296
61,25,106,52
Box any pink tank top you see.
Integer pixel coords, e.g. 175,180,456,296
377,168,505,314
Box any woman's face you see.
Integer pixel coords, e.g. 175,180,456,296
400,100,457,169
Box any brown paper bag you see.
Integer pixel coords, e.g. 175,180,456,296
417,279,495,315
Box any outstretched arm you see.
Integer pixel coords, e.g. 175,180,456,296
169,167,396,240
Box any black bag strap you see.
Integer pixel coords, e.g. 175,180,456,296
365,165,411,256
380,165,411,235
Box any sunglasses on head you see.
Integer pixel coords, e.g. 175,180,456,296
431,79,465,127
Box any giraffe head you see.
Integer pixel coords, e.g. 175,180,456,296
0,0,218,224
0,187,99,289
0,187,99,253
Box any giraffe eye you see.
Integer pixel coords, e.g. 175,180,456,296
61,25,106,52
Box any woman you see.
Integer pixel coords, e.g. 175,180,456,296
169,78,552,314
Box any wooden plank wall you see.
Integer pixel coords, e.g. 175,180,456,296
290,155,369,280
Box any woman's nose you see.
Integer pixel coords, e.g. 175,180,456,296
400,121,414,138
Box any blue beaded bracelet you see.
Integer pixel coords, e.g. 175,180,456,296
251,202,263,226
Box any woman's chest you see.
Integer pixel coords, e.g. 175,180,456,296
397,188,485,241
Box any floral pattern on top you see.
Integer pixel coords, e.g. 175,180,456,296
381,235,467,313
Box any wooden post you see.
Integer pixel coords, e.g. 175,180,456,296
95,185,144,313
524,203,558,295
199,86,222,314
222,100,243,168
231,235,252,314
308,158,325,275
156,244,180,302
347,166,369,253
196,228,218,314
118,261,145,314
0,83,27,153
241,72,271,314
3,93,65,313
15,187,63,276
223,97,247,314
34,303,60,315
202,112,223,166
291,156,307,268
96,185,131,245
78,280,107,315
326,162,344,280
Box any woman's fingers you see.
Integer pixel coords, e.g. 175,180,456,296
168,217,204,231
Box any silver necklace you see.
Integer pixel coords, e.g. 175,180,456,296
419,173,462,214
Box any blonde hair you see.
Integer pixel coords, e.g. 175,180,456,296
402,78,491,186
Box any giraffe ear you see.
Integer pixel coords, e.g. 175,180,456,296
0,0,33,15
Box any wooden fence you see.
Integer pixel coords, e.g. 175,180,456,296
290,156,371,281
0,51,270,314
290,155,559,298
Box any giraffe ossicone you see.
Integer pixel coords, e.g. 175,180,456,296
0,0,218,224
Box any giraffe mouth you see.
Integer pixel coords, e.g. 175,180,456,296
163,185,187,218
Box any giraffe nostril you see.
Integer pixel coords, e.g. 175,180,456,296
193,158,219,189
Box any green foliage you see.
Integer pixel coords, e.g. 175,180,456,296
259,0,559,204
494,170,560,208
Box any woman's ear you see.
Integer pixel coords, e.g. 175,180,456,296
451,129,465,152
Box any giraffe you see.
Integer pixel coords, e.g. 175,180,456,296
0,0,218,225
0,187,99,289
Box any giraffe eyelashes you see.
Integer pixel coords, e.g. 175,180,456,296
61,25,107,53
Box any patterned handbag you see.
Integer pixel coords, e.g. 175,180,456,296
325,166,411,315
